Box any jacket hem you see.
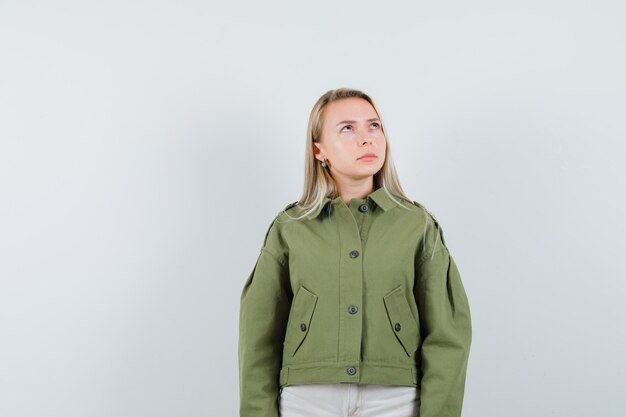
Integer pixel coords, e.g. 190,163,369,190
279,362,418,387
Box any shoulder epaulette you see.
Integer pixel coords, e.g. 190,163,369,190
284,201,298,210
261,202,297,250
412,200,446,246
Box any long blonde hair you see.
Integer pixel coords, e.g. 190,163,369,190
278,87,444,260
285,87,418,220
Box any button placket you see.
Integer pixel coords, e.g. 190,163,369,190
351,200,368,233
350,198,373,245
336,201,364,366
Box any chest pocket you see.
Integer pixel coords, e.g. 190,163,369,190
383,285,421,357
283,286,318,357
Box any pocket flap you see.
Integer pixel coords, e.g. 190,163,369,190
383,285,420,357
284,286,318,356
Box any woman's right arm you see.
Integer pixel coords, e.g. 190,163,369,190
238,220,291,417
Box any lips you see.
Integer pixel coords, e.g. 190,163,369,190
357,152,377,160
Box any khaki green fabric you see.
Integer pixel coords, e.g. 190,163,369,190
239,186,472,417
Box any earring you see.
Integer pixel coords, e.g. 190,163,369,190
321,160,328,169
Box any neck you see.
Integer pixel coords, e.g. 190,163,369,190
336,177,376,207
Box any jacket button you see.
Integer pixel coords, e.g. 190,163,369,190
300,323,307,332
358,203,369,212
346,367,357,375
347,305,358,314
394,323,401,332
349,250,359,258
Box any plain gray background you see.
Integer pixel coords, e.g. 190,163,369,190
1,1,625,416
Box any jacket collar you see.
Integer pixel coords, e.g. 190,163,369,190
305,186,397,220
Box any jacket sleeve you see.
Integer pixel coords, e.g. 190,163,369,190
238,220,291,417
414,215,472,417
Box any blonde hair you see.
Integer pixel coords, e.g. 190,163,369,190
281,87,444,259
283,87,415,219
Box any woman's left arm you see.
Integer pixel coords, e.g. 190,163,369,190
413,218,472,417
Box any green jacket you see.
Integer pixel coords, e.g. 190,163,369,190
238,186,472,417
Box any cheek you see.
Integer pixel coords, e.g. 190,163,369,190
375,135,387,150
333,140,352,155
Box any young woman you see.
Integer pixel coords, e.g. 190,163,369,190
238,88,472,417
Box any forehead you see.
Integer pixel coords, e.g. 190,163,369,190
323,97,378,122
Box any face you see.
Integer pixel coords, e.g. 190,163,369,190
314,97,386,183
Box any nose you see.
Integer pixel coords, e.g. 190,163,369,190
358,131,373,145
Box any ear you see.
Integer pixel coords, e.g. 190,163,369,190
312,142,325,162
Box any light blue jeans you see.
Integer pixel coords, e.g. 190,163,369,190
279,383,420,417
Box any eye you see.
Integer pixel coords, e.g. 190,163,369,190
341,125,353,132
370,122,380,129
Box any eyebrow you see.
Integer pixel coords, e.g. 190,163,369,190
336,118,380,126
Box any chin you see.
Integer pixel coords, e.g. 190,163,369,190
357,167,382,176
